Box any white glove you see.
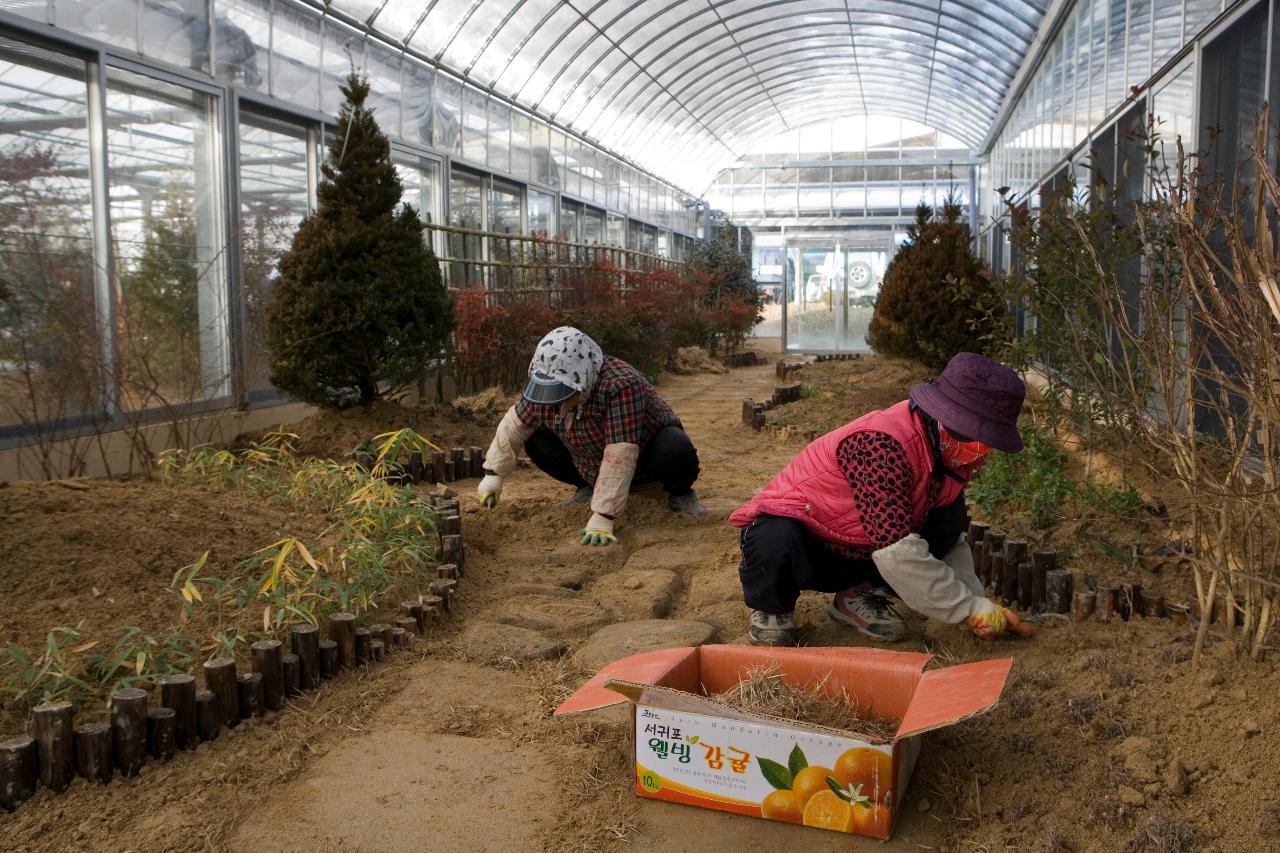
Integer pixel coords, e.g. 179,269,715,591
484,406,534,477
591,443,639,517
477,474,503,508
579,512,616,546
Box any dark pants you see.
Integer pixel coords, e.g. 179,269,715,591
525,425,700,496
738,494,969,613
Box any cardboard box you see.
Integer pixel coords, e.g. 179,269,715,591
555,644,1011,840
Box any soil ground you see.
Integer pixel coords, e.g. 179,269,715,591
3,356,1279,852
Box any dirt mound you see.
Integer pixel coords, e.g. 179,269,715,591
236,398,496,460
672,346,729,375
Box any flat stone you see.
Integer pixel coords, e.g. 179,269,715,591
507,584,579,599
684,566,743,610
459,622,565,662
591,569,679,620
494,594,615,635
574,619,717,671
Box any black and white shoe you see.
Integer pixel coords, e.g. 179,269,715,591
749,610,798,646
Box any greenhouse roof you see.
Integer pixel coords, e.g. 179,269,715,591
325,0,1053,189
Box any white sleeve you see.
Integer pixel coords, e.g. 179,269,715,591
944,534,986,597
872,534,994,624
483,406,534,477
590,442,639,517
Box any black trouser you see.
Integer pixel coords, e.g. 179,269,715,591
738,494,969,614
524,425,700,496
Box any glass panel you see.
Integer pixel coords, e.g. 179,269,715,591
0,39,102,431
510,111,532,181
140,0,210,73
532,120,556,188
215,0,270,91
560,200,580,240
1185,0,1222,40
487,98,511,174
365,44,402,140
0,0,48,21
1152,0,1183,69
432,72,464,155
239,112,309,400
271,1,321,112
462,88,487,163
395,151,441,228
489,179,521,234
1151,65,1194,184
1106,0,1127,112
1127,0,1153,88
528,188,554,235
106,67,228,409
54,0,139,53
448,168,483,286
582,207,604,244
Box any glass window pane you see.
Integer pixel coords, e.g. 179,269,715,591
510,112,532,181
365,45,402,140
462,88,487,163
582,207,604,244
271,1,321,112
487,99,510,174
54,0,139,53
606,212,624,247
0,38,102,430
1185,0,1222,41
528,188,554,235
239,112,309,400
106,67,229,408
215,0,269,91
1127,0,1153,88
138,0,211,73
447,169,483,286
560,200,580,240
489,179,521,234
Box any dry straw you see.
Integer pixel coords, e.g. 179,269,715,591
710,663,898,742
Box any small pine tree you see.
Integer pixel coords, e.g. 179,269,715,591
268,72,452,408
867,195,1005,369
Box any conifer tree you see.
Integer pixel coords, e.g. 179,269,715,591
268,72,452,408
867,194,1005,369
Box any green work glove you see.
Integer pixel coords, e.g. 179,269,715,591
578,512,616,546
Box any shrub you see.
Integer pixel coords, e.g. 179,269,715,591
868,196,1006,369
267,72,452,408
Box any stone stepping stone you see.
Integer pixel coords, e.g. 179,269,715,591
459,622,565,662
573,619,717,672
624,541,722,574
591,569,678,620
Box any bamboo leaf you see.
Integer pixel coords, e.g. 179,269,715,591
294,540,319,570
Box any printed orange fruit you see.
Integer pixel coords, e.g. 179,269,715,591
790,765,835,808
851,801,892,837
760,790,803,824
801,789,855,833
833,747,893,803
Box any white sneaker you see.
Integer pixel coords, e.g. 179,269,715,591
749,610,797,646
828,586,908,641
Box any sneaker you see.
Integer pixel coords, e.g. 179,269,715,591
828,587,908,641
749,610,798,646
555,485,593,508
667,490,707,518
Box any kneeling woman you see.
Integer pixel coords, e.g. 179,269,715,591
478,327,704,545
729,352,1034,645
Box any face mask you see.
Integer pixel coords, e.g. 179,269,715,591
939,426,991,470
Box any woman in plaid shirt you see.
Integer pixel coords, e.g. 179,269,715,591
478,327,705,544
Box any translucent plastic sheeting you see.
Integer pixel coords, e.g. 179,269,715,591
328,0,1051,190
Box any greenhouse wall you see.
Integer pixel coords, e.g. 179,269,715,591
0,1,702,467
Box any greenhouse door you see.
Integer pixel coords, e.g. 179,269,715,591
782,238,885,353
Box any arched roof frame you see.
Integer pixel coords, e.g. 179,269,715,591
328,0,1052,191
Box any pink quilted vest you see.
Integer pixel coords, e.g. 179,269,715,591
728,400,967,547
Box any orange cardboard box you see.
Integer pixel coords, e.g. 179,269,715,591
555,644,1011,840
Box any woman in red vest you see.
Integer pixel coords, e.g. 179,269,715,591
729,352,1034,645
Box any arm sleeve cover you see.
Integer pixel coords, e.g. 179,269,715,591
872,534,993,624
590,442,639,517
483,406,535,477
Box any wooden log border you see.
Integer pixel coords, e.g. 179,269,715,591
0,496,469,812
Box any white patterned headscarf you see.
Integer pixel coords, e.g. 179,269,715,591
522,326,604,404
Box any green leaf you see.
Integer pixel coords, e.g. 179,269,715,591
826,776,852,802
787,744,808,778
686,735,699,744
757,757,793,791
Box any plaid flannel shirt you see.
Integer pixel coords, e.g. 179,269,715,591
515,357,681,484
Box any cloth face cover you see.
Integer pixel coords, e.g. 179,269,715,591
938,425,991,470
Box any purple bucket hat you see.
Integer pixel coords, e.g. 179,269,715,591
909,353,1026,452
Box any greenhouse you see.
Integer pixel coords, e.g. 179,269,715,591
2,1,1279,851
